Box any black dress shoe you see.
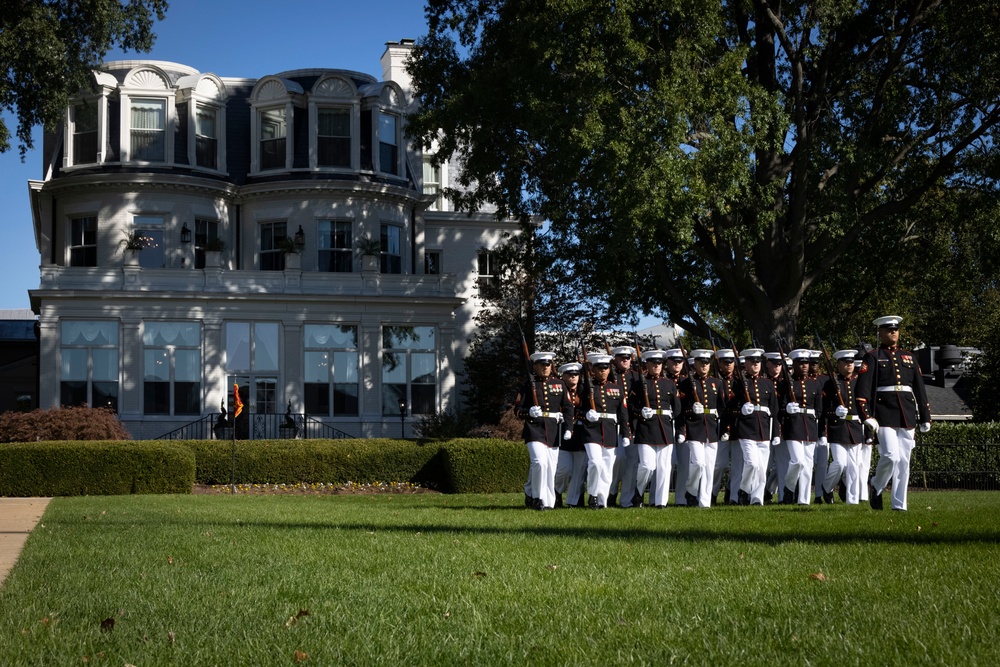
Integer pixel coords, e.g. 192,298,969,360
813,496,824,505
685,492,699,506
838,484,847,503
823,491,834,504
554,494,563,508
869,483,883,510
525,493,533,508
782,487,796,505
607,493,617,507
633,491,644,508
737,489,751,506
587,495,600,509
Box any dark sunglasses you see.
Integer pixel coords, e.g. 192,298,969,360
719,358,735,363
593,363,610,370
645,359,664,364
534,360,552,366
563,371,580,376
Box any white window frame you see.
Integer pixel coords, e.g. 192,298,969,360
62,72,115,170
118,67,176,165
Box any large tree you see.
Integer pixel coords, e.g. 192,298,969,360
0,0,168,157
408,0,1000,346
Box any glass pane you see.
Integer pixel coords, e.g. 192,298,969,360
304,351,330,383
144,382,170,415
382,351,407,383
144,322,200,347
131,100,164,130
333,351,357,383
411,353,436,383
304,325,357,349
305,383,330,416
175,349,200,382
196,106,216,138
382,383,405,416
92,382,118,411
144,349,170,381
134,215,164,226
255,377,277,414
383,326,434,350
253,323,279,371
174,382,201,415
319,109,350,137
333,384,358,415
61,349,88,381
260,108,286,140
92,349,118,382
62,321,117,346
137,229,165,268
226,322,250,371
61,381,87,407
379,113,397,146
411,385,436,415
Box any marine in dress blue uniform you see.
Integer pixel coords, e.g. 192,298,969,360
580,353,630,508
731,348,780,505
819,350,865,504
676,350,727,507
854,316,931,511
777,349,824,505
629,349,682,507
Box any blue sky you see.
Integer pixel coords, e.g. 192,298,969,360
0,0,430,310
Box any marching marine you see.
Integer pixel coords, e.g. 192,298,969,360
731,348,780,505
580,353,631,508
777,349,824,505
676,349,727,507
629,349,682,507
819,349,864,504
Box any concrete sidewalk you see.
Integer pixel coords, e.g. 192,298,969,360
0,498,51,586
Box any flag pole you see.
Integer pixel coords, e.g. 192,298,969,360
231,383,243,494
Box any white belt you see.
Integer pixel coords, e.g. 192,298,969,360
751,406,771,415
843,415,861,422
693,409,719,416
541,412,563,421
654,409,673,417
804,408,816,416
877,385,913,393
597,412,618,423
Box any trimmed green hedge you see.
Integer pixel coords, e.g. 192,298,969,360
179,438,446,488
0,441,195,496
441,438,527,493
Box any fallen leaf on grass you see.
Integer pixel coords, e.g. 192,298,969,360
932,522,939,527
473,571,488,579
39,617,50,626
285,609,311,628
546,564,558,571
168,630,176,643
916,525,922,532
294,649,309,662
443,611,451,619
808,572,827,581
167,556,174,565
99,617,115,633
739,553,745,559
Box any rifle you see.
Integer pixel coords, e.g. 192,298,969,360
709,333,721,379
634,333,650,409
518,324,539,409
777,335,809,432
677,334,690,378
726,330,752,403
815,331,845,408
580,341,596,411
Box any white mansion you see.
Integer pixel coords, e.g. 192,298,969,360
27,41,515,439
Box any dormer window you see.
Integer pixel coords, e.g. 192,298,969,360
378,112,399,176
318,109,351,168
195,105,217,169
259,108,286,171
72,100,98,164
130,99,166,161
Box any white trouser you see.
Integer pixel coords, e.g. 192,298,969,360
825,443,859,504
873,427,916,510
636,443,674,506
785,440,816,505
555,450,588,506
739,439,770,503
526,441,559,508
584,442,617,507
713,438,732,500
674,442,689,505
813,439,831,498
686,441,718,507
857,443,873,500
618,441,640,506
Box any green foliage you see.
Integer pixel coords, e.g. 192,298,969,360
0,0,168,157
909,422,1000,489
409,0,1000,346
414,410,479,439
440,438,526,493
0,406,131,442
0,441,193,496
178,438,447,489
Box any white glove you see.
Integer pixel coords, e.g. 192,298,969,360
786,402,800,415
721,432,730,441
741,402,755,416
563,430,573,441
919,422,931,433
553,412,564,424
528,405,542,419
819,436,828,448
621,437,631,448
586,409,600,423
677,434,686,444
865,417,879,432
771,437,781,446
641,407,655,420
692,402,704,415
835,405,848,419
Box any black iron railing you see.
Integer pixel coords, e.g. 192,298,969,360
156,413,355,441
906,442,1000,490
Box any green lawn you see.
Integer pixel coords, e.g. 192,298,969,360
1,492,999,666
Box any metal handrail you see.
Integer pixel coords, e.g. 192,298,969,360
155,412,355,441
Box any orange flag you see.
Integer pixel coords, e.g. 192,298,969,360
233,383,243,418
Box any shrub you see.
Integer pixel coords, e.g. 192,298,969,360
415,410,479,439
178,438,446,488
440,438,527,493
0,441,194,496
0,406,131,442
910,421,1000,489
465,409,523,441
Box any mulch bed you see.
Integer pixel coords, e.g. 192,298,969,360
192,481,438,496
